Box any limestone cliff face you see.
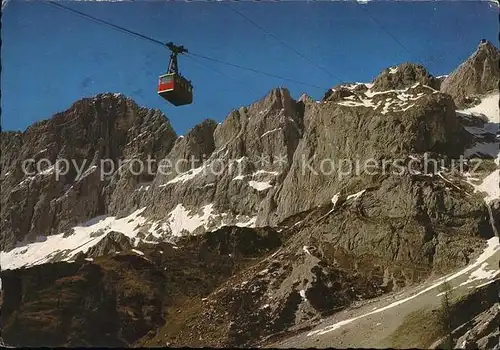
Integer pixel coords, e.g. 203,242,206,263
441,39,500,107
0,93,177,251
274,84,471,222
143,87,304,230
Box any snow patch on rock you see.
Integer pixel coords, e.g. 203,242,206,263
0,208,148,270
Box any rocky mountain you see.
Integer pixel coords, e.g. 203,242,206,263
441,39,500,108
370,62,442,92
1,39,499,348
0,94,177,251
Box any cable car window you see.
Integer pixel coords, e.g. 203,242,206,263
160,76,173,84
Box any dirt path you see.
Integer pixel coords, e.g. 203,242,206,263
271,237,500,348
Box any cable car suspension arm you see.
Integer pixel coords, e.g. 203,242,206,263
166,42,188,75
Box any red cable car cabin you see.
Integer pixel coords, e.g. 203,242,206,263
157,73,193,106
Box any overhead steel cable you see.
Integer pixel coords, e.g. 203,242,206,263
44,0,329,91
224,2,344,84
187,51,328,90
45,0,167,48
183,54,260,94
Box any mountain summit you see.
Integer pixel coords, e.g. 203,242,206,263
441,39,500,107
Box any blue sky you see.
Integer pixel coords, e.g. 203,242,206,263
1,0,498,135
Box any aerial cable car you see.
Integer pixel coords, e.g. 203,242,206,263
157,42,193,106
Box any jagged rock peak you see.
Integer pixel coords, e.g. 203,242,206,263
478,38,499,52
181,118,218,144
21,92,175,138
298,93,314,103
441,39,500,107
247,87,296,114
0,92,179,251
166,119,218,171
371,62,440,92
